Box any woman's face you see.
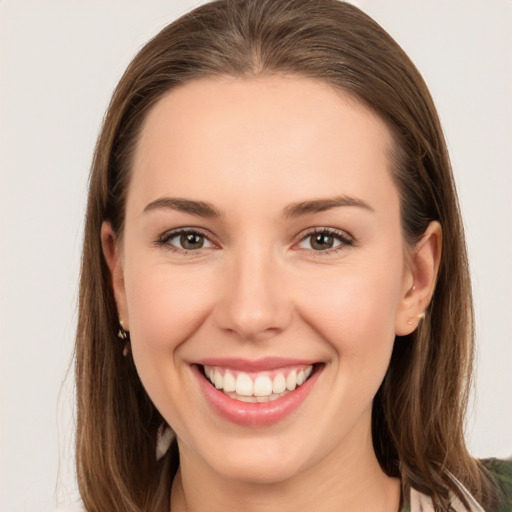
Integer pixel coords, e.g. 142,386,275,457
106,76,425,484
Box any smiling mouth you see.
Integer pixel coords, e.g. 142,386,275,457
200,364,320,403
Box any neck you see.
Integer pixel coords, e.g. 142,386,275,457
170,425,401,512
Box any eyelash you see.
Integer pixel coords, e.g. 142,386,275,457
155,227,355,255
155,228,216,254
296,227,355,255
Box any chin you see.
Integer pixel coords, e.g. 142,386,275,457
212,455,304,485
199,435,312,485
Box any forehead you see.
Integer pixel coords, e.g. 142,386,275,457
129,75,397,214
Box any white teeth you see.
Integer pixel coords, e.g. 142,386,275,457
253,375,273,396
203,364,315,400
237,395,256,402
223,371,236,392
272,373,286,394
227,392,286,403
214,370,223,389
235,373,253,396
286,370,297,391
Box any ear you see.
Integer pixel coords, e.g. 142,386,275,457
101,221,129,330
395,221,442,335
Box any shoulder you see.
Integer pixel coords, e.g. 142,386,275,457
481,458,512,511
482,457,512,482
402,460,512,512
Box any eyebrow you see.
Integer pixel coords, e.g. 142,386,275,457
143,197,222,218
143,194,373,219
283,195,374,218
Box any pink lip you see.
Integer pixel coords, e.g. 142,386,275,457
194,357,316,372
192,363,322,427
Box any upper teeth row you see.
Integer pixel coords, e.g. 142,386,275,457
204,365,313,397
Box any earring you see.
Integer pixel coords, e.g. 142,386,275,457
117,320,130,356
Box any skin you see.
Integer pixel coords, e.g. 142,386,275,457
102,76,441,512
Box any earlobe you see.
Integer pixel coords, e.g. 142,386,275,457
395,221,442,336
101,222,129,329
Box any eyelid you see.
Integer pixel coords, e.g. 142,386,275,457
294,227,355,253
154,226,355,255
155,227,218,253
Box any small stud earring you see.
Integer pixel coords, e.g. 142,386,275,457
117,320,130,356
118,319,128,339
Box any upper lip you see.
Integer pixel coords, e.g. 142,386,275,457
194,357,318,372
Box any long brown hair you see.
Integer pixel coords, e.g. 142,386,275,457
76,1,497,510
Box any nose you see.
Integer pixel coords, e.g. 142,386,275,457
213,245,293,342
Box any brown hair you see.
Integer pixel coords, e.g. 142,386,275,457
75,0,498,510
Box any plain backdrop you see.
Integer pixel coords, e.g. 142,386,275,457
0,1,510,511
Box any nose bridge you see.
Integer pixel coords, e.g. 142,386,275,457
215,240,291,340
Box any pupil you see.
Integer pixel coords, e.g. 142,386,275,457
181,233,204,249
312,233,333,250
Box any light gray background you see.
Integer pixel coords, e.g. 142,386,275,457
1,1,510,511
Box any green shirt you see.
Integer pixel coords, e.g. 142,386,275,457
483,458,512,512
401,459,512,512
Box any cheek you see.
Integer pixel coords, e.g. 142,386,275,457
122,258,221,424
295,256,404,367
125,259,215,342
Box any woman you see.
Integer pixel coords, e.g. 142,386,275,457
75,0,511,510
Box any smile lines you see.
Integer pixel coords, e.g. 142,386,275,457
203,365,314,403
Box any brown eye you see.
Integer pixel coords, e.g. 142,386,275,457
297,229,353,252
180,232,205,250
159,229,214,252
310,233,335,250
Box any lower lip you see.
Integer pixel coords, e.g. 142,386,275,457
192,364,322,427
